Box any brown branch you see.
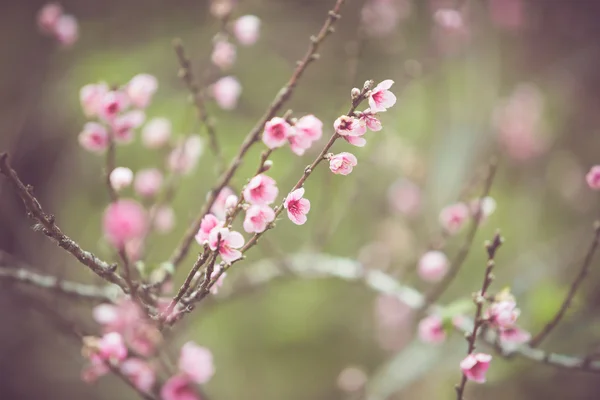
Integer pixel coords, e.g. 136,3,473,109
0,153,129,292
105,130,118,202
418,160,498,314
455,232,503,400
0,265,115,301
529,221,600,347
167,0,348,271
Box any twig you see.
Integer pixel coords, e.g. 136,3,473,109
105,130,118,202
418,160,498,313
455,232,503,400
167,0,348,271
529,221,600,347
173,40,224,173
0,265,115,301
0,153,129,292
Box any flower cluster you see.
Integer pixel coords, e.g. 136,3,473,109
37,3,78,46
262,115,323,155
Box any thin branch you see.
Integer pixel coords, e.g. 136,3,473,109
167,0,348,271
0,266,115,301
529,221,600,347
455,232,503,400
418,160,498,313
0,153,129,292
105,130,118,202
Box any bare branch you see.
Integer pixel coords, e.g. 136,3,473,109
529,221,600,347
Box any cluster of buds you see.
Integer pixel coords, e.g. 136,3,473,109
37,3,78,46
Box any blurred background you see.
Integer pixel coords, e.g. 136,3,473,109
2,0,600,399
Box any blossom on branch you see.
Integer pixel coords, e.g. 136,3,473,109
368,80,396,112
460,353,492,383
209,227,245,263
263,117,293,149
243,204,275,233
243,174,278,205
284,188,311,225
328,152,358,176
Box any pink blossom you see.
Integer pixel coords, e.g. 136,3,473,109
153,205,176,234
234,15,261,46
209,227,245,263
263,117,293,149
134,168,163,198
288,130,313,156
418,251,449,282
109,167,133,191
460,353,492,383
499,326,531,346
295,114,323,142
243,174,278,205
439,202,470,234
489,0,524,31
81,358,109,383
210,268,227,295
434,8,464,30
54,14,78,46
212,76,241,110
161,375,200,400
93,298,142,334
113,110,146,144
96,332,128,364
343,134,367,147
124,238,144,263
334,115,367,137
120,358,155,394
337,366,367,393
243,204,275,233
387,179,421,217
37,3,63,34
485,300,520,329
126,74,158,109
361,0,410,37
211,40,236,70
586,166,600,190
80,82,109,117
369,80,396,112
167,135,204,175
178,342,215,384
103,199,148,248
127,324,161,357
360,109,382,131
195,214,223,245
211,186,237,219
98,90,130,121
79,122,109,153
329,152,358,176
142,117,171,149
284,188,311,225
417,315,446,344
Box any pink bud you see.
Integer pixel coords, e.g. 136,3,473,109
485,300,520,329
337,366,367,393
167,135,204,175
37,3,63,34
80,83,109,117
110,167,133,191
209,268,227,295
234,15,261,46
284,188,310,225
161,374,200,400
212,76,242,110
243,204,275,233
262,117,293,149
460,353,492,383
434,8,464,30
586,165,600,190
418,315,446,344
417,251,449,282
439,202,470,234
499,326,531,347
79,122,109,153
153,205,176,234
195,214,223,245
243,174,278,205
142,117,171,149
126,74,158,109
387,178,422,217
134,168,163,198
113,110,145,144
210,186,236,219
103,199,148,248
54,14,78,46
97,332,128,364
178,342,215,384
329,152,358,176
211,40,236,70
98,90,129,121
120,358,156,394
224,194,239,212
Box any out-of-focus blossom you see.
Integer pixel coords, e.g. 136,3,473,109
167,135,203,175
485,300,520,329
243,204,275,233
134,168,163,198
37,3,63,33
418,250,449,282
142,117,171,149
470,196,497,223
212,76,241,110
80,83,109,117
361,0,411,38
439,202,470,234
460,353,492,383
489,0,525,31
153,205,176,234
113,110,145,144
126,74,158,109
211,186,237,219
120,358,155,394
234,15,261,46
387,178,422,217
284,188,310,225
211,40,236,70
54,14,78,46
263,117,293,149
418,315,446,344
586,165,600,190
79,122,109,153
337,366,367,393
110,167,133,191
195,214,223,245
161,374,200,400
498,326,531,348
98,90,130,122
295,114,323,142
103,199,148,248
360,109,382,131
178,342,215,384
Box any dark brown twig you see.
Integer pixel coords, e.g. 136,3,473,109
529,222,600,347
0,153,129,291
166,0,348,271
455,232,503,400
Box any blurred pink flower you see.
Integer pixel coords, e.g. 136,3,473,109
103,199,148,248
211,40,236,70
126,74,158,109
113,110,145,144
96,332,128,364
439,202,470,234
161,374,200,400
79,122,109,153
418,250,449,282
263,117,293,149
329,152,358,176
109,167,133,191
120,358,155,394
234,15,261,46
499,326,531,346
485,300,520,329
98,90,130,121
142,117,171,149
243,204,275,233
212,76,241,110
387,178,422,217
360,109,382,131
211,186,237,219
37,3,62,34
284,188,311,225
80,82,109,117
54,14,78,46
178,342,215,384
460,353,492,383
167,135,203,175
586,165,600,190
195,214,223,245
295,114,323,142
418,315,446,344
134,168,163,198
153,205,176,234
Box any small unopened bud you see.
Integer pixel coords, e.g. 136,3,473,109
363,79,374,91
260,159,273,173
351,87,361,99
324,152,334,160
224,194,238,211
